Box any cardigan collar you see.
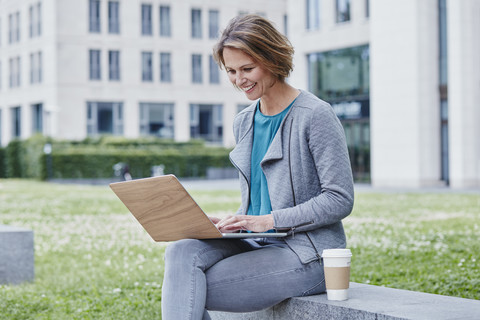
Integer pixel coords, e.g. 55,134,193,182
230,93,300,181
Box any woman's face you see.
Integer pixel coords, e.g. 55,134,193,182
223,47,275,100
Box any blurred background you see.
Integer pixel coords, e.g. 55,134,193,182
0,0,478,189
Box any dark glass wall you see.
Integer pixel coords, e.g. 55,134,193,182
308,44,370,181
439,0,449,183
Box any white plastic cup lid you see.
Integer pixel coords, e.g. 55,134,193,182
321,248,352,258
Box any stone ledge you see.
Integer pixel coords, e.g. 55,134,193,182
0,225,35,285
209,282,480,320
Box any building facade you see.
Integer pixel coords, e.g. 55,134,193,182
1,0,479,188
289,0,479,188
0,0,286,148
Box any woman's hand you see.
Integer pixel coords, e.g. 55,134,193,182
209,216,222,225
215,215,274,233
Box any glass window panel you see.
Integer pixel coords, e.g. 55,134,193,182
108,1,120,34
306,0,320,30
38,51,42,83
16,57,21,87
192,54,202,83
336,0,351,23
189,104,223,143
15,12,20,42
89,49,101,80
209,55,219,84
89,0,101,32
139,103,174,138
208,10,219,39
37,2,42,36
142,52,153,81
159,6,171,37
87,102,123,135
109,50,120,80
29,5,34,37
307,45,369,101
160,52,171,82
141,4,152,35
32,103,43,134
11,106,21,138
30,53,35,84
191,9,202,38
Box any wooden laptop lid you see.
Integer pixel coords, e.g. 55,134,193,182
110,175,222,241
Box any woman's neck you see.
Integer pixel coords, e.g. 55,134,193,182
259,82,300,116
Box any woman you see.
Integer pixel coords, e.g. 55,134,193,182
161,14,354,320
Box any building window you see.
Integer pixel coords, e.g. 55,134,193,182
87,102,123,135
108,1,120,34
109,50,120,81
89,49,101,80
191,9,202,39
308,45,370,181
89,0,101,33
30,51,42,84
209,55,219,84
366,0,370,18
208,10,219,39
32,103,43,134
190,104,223,143
192,54,202,83
160,52,171,83
159,6,171,37
29,2,42,38
9,56,21,88
11,106,21,138
141,4,153,35
336,0,351,23
306,0,321,30
9,12,21,43
142,52,153,81
308,45,369,101
139,103,174,138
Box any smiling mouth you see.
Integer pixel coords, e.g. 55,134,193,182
243,83,256,92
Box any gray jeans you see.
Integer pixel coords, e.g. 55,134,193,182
161,238,325,320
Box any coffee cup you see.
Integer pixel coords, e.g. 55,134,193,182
321,248,352,301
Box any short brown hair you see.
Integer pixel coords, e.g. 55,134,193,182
213,14,294,82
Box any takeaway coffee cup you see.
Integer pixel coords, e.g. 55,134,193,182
322,249,352,301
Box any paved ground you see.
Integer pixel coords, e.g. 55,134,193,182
180,178,480,194
50,177,480,194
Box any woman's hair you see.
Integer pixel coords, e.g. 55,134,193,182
213,14,294,82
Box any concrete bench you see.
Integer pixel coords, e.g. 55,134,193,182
209,282,480,320
0,225,34,285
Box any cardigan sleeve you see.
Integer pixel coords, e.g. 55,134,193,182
271,104,354,232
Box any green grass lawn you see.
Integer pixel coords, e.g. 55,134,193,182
0,179,478,319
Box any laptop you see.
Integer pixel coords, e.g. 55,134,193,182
109,175,288,241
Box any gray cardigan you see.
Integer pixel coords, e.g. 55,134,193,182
229,90,354,264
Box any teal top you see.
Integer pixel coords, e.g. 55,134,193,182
247,99,295,221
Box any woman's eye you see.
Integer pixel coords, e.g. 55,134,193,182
244,68,253,72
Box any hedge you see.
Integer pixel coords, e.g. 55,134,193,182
41,147,233,180
0,147,5,178
4,135,49,179
1,135,233,180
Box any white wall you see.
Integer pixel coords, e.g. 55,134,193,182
370,0,441,187
0,0,287,147
447,0,480,188
288,0,370,90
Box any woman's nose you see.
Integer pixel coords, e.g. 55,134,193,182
235,72,245,86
